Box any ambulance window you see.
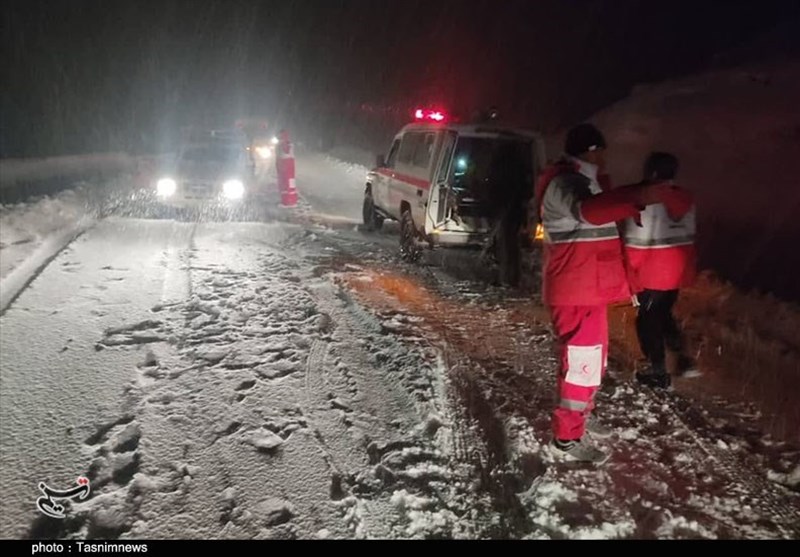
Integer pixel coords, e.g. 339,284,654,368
385,139,401,168
412,133,437,168
398,133,423,165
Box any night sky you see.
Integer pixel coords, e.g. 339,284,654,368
2,0,799,157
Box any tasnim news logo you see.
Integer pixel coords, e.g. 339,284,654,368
36,477,91,519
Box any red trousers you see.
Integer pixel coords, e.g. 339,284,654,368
548,305,608,440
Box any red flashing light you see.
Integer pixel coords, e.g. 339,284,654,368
413,108,448,123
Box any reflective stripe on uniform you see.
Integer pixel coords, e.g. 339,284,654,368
625,234,695,247
625,204,695,248
541,170,620,246
559,398,589,411
545,226,619,244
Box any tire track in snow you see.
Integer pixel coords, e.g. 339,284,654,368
302,270,506,538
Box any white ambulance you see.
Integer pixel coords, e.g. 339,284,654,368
363,110,545,265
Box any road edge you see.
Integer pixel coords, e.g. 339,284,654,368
0,217,96,315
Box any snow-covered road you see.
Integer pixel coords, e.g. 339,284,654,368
1,152,798,539
1,216,500,539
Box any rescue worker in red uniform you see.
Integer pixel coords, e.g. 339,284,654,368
276,129,298,207
624,152,697,389
537,123,671,463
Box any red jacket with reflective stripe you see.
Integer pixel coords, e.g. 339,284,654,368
538,160,641,306
623,186,696,292
276,140,295,182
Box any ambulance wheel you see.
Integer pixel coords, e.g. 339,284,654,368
400,209,422,263
362,191,384,231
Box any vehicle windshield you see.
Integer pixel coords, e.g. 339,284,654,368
450,137,533,206
181,144,242,164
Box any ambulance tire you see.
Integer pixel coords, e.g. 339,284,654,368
400,209,422,263
362,191,384,231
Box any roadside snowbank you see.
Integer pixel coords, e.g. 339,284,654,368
0,187,96,311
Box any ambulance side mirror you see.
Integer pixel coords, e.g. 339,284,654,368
376,154,385,168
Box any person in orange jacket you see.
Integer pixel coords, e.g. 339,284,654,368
623,152,698,389
537,124,672,463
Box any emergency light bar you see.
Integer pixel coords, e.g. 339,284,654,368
414,108,447,122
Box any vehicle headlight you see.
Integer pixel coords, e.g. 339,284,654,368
270,136,279,145
255,146,272,159
156,178,177,197
223,179,245,200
